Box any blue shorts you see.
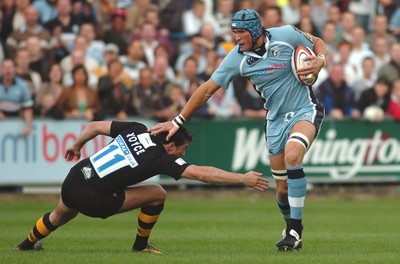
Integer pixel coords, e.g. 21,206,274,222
265,105,324,157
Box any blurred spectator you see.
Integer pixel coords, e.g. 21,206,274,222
295,16,319,38
0,59,34,137
281,0,301,26
208,87,241,118
234,77,266,119
77,22,106,65
387,78,400,121
348,0,376,33
13,0,30,31
97,58,133,120
261,6,284,29
132,22,173,68
365,14,397,50
26,35,52,80
186,79,214,118
310,0,330,35
71,0,96,25
377,42,400,85
6,5,52,58
131,67,174,121
294,3,320,37
91,0,116,36
176,56,204,96
15,48,42,101
175,34,208,77
214,0,235,41
347,26,374,84
60,35,99,75
357,77,391,121
61,48,99,88
103,9,130,56
350,57,377,101
91,43,117,78
322,21,339,57
124,0,157,33
317,63,359,120
235,0,254,10
182,0,219,37
163,83,187,117
57,65,101,120
153,54,175,100
120,39,147,83
334,40,358,87
154,45,176,82
371,36,391,73
338,11,357,42
198,49,218,82
45,0,81,62
34,63,64,119
159,0,186,37
378,0,398,23
389,7,400,41
32,0,58,24
143,5,170,37
0,0,16,45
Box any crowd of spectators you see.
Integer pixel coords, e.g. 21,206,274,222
1,0,400,136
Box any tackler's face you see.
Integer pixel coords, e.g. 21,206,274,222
232,29,253,52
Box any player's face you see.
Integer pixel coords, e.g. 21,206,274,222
170,141,190,157
232,29,253,51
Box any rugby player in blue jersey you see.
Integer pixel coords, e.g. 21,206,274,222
149,9,327,251
14,121,268,253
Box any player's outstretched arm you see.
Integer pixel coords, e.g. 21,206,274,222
148,79,221,140
181,165,269,192
65,121,112,161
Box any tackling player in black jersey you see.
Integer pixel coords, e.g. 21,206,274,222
15,120,268,254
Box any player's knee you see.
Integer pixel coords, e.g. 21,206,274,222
284,149,303,167
152,185,167,203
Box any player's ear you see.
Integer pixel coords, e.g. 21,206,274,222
164,142,175,153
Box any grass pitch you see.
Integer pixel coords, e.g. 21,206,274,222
1,188,399,264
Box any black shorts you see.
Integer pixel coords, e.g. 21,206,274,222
61,162,125,219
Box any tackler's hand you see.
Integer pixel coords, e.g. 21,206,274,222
243,171,269,192
148,121,179,141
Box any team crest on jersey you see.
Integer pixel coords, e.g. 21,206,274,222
246,56,261,67
271,47,280,57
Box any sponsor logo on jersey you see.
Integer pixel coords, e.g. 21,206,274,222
175,158,186,166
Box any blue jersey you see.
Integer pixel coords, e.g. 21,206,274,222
212,25,319,121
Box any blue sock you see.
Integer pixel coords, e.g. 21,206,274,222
287,166,306,234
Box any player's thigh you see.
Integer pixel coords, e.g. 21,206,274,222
118,184,166,213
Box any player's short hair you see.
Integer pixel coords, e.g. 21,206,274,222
230,9,264,45
159,126,193,147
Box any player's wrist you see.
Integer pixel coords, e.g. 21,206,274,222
317,53,326,67
172,114,186,128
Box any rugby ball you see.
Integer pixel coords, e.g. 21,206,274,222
291,45,317,86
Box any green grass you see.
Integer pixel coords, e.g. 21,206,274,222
1,190,399,264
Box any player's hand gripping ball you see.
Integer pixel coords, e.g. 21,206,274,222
291,45,318,86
